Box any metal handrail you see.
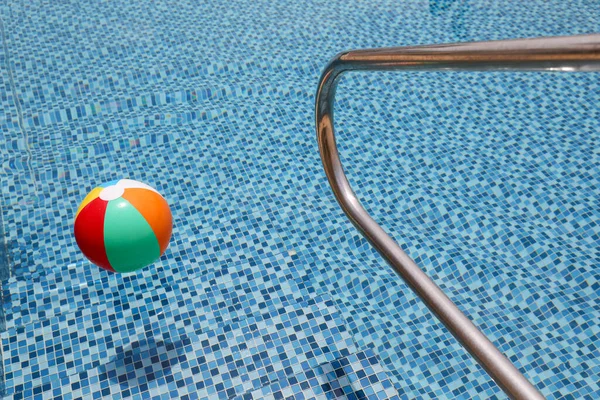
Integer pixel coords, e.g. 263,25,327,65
315,34,600,400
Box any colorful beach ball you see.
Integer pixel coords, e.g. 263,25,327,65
74,179,172,273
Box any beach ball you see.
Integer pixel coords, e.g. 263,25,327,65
74,179,172,273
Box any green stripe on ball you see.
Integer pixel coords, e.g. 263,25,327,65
104,198,161,273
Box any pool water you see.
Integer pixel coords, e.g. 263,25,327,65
1,0,599,399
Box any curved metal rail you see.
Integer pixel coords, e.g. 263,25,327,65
315,34,600,400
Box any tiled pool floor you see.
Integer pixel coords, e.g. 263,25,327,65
1,0,599,399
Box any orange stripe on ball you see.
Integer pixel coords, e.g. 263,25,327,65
121,188,172,255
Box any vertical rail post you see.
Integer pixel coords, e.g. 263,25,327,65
316,34,600,400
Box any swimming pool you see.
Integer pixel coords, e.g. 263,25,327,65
0,0,599,399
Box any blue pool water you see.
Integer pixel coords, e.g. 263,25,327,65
0,0,599,399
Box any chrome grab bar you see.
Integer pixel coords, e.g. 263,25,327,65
315,34,600,400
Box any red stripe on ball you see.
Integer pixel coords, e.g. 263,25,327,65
74,198,115,272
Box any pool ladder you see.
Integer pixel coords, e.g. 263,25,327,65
315,34,600,400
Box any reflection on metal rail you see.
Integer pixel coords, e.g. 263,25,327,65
315,34,600,400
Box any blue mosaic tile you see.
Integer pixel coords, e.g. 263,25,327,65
15,293,359,399
238,348,399,400
2,252,307,395
1,0,599,399
2,209,287,330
